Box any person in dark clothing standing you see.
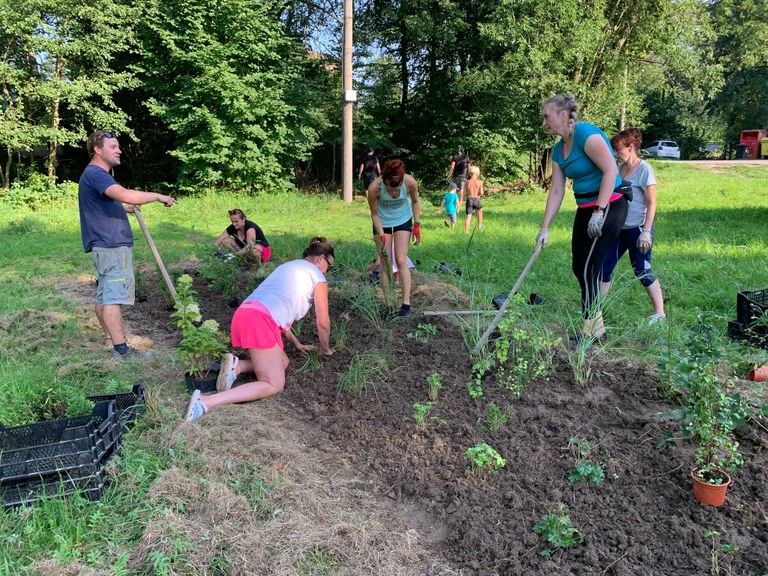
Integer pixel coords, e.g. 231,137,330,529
358,148,381,190
447,147,470,201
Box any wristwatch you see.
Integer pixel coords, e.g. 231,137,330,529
593,206,606,214
414,220,421,225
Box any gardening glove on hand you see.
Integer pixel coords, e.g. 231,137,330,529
413,223,421,245
535,228,549,247
637,228,653,254
587,211,605,239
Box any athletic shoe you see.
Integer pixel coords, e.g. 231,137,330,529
648,313,666,325
396,306,412,318
216,353,239,392
185,390,209,422
113,347,156,360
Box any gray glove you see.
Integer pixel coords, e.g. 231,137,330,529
637,228,652,254
587,212,605,239
535,228,549,247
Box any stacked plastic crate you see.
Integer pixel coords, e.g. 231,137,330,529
0,384,145,508
727,288,768,349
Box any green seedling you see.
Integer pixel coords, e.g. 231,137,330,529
485,401,514,433
466,356,493,400
337,350,389,397
704,529,740,576
426,372,443,401
494,314,560,396
567,436,605,485
412,402,435,431
533,505,584,556
407,322,438,343
465,443,505,475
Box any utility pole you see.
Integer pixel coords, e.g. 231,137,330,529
341,0,354,203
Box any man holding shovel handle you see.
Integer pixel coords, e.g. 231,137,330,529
78,130,177,360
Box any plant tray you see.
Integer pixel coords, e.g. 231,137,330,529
86,384,146,428
0,402,121,484
726,320,768,350
2,468,108,508
736,287,768,326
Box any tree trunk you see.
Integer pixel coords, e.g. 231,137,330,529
3,145,10,188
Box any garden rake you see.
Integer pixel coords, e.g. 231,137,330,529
473,239,544,354
134,206,178,303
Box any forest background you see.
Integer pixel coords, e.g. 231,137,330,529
1,0,767,194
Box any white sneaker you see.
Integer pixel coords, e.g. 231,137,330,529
648,313,666,325
216,353,239,392
185,390,209,422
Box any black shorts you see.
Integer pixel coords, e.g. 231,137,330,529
466,197,483,215
373,218,413,236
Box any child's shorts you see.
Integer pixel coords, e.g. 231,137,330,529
445,213,457,223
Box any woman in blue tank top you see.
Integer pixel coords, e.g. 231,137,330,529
536,94,628,343
366,159,422,317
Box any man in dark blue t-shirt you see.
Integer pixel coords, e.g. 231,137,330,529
447,148,470,201
78,130,177,360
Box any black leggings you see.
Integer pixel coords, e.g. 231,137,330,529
571,197,628,318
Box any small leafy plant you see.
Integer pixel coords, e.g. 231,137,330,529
494,314,560,396
466,356,493,400
703,529,739,576
566,436,605,485
485,401,514,433
426,372,443,401
660,321,748,483
412,402,434,431
407,322,438,343
171,274,229,379
533,505,584,557
465,443,505,475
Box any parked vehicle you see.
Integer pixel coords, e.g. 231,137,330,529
645,140,681,160
737,130,767,159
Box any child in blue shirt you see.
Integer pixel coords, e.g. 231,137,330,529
440,182,460,229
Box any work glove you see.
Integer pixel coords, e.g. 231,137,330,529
637,228,653,254
587,212,605,239
379,235,388,258
535,228,549,247
413,223,421,245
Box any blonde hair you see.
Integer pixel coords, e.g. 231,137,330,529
469,165,480,177
542,93,581,124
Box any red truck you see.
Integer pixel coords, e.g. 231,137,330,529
737,129,768,159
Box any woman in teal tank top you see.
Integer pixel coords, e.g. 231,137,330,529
536,94,628,344
366,159,422,317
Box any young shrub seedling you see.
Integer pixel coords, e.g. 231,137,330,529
465,356,493,400
465,443,506,475
485,401,514,433
426,372,443,401
704,529,740,576
407,322,438,343
566,436,606,485
494,314,560,396
533,505,584,557
412,402,435,431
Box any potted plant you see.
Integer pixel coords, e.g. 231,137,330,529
171,275,229,392
663,322,748,506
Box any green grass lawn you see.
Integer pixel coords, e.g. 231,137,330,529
0,161,766,573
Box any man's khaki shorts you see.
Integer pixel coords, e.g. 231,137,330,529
92,246,135,305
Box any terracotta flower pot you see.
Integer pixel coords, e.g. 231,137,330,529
691,468,732,507
747,365,768,382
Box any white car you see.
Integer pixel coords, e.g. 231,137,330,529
646,140,681,160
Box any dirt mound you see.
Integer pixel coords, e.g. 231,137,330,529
111,265,768,574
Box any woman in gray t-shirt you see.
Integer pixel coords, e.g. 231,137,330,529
601,128,667,324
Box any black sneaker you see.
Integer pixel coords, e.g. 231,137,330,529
113,347,156,360
397,306,412,318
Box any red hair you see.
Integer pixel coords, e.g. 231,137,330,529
381,159,405,187
610,128,642,150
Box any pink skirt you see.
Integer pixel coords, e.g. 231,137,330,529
230,301,284,350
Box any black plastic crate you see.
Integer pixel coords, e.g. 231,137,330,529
727,320,768,350
2,468,108,508
736,288,768,326
86,384,146,428
0,402,121,483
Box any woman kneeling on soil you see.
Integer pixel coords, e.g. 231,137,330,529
185,237,335,421
214,208,271,264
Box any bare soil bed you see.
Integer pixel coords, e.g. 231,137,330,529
130,263,768,575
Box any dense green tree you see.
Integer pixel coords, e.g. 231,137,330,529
0,0,136,183
136,0,324,191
